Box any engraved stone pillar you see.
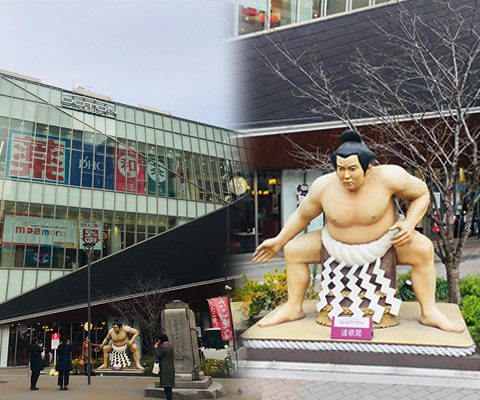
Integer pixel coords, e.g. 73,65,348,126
161,300,202,381
145,300,226,399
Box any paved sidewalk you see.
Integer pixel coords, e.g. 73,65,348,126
2,362,480,400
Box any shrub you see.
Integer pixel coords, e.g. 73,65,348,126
460,274,480,298
143,358,156,376
201,358,233,378
396,268,449,302
231,266,319,320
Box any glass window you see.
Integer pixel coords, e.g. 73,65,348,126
188,123,198,137
12,79,25,99
11,98,23,120
146,127,155,144
0,95,11,118
125,107,135,123
173,134,182,149
155,130,164,146
164,131,174,148
238,0,268,35
145,112,154,127
326,0,347,15
0,116,9,177
154,114,163,129
205,126,214,141
137,125,146,143
180,121,189,134
0,78,12,96
172,118,181,133
135,109,145,126
103,210,114,257
163,116,172,132
352,0,369,9
126,123,136,140
116,105,126,121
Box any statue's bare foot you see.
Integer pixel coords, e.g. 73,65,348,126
420,307,465,333
258,303,304,327
136,364,145,371
97,364,108,370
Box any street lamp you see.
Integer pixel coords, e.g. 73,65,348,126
83,242,95,385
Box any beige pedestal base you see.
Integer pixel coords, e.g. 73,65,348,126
241,301,478,370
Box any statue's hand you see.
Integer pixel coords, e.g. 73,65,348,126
389,220,415,247
126,341,132,348
253,238,282,263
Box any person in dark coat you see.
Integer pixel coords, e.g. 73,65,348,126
55,336,72,390
155,333,175,400
29,335,45,390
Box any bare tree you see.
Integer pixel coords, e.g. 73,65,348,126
257,0,480,303
104,275,171,357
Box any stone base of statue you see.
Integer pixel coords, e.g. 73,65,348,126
241,300,479,370
145,375,226,399
145,300,227,399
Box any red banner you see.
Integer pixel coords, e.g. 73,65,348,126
115,148,145,193
207,296,233,341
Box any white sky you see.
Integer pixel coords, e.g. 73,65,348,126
1,0,234,128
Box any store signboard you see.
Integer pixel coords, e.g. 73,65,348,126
79,220,102,250
70,141,115,190
61,95,117,118
115,148,145,193
147,155,166,196
2,213,77,248
6,130,70,184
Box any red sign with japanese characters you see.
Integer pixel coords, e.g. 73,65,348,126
331,316,372,341
207,297,233,341
6,130,69,184
115,148,145,193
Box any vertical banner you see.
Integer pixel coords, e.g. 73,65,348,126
115,148,145,193
207,296,233,341
147,155,166,196
6,130,70,184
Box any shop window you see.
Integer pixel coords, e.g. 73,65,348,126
238,0,268,35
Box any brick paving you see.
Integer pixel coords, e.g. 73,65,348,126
1,365,480,400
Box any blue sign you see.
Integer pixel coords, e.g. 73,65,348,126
69,140,114,189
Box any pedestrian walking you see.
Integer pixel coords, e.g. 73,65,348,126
55,336,72,390
155,333,175,400
29,335,45,390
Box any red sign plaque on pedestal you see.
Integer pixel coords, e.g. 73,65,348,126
331,316,373,341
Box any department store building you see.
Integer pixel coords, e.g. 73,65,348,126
0,69,250,366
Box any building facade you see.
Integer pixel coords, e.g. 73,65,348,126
229,0,395,37
0,70,250,303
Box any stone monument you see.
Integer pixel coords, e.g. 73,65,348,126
145,300,226,399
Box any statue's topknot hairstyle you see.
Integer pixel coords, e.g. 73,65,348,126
331,130,376,174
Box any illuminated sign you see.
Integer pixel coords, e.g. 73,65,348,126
61,95,117,118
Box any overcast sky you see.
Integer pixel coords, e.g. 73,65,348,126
1,0,234,128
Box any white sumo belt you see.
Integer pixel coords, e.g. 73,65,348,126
321,217,403,267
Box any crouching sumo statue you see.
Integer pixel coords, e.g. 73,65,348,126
253,130,463,333
97,320,145,370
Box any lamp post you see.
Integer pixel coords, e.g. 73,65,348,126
83,242,95,385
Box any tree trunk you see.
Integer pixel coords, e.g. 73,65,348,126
445,260,461,304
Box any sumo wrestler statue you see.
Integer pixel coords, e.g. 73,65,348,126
253,130,463,332
97,320,145,370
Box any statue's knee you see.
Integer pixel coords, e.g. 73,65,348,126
284,240,298,260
